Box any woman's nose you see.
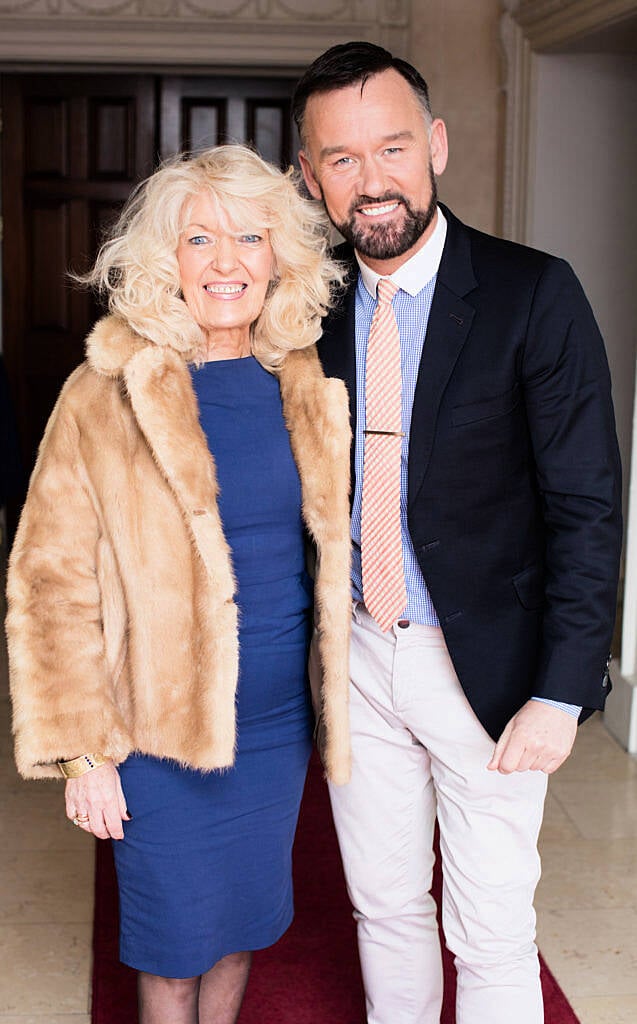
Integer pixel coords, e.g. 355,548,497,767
211,236,239,273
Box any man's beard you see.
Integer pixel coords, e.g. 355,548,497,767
325,164,438,261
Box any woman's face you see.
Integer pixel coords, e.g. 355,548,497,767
177,192,274,353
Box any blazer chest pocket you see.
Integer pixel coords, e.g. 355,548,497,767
452,383,520,427
512,564,544,610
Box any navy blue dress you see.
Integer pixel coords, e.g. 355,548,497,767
112,357,313,978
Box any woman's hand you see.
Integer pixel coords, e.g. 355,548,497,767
64,761,131,840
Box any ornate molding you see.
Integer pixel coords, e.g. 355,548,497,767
0,0,368,17
515,0,637,48
0,0,410,64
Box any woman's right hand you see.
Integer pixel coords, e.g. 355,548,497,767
64,761,131,840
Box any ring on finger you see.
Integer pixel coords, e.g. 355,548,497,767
72,814,90,827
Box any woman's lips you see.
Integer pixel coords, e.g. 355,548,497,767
203,282,247,297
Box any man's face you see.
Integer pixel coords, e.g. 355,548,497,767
299,68,448,274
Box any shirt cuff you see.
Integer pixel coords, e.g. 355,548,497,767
532,696,581,717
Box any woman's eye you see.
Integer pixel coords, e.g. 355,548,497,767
189,235,209,246
239,234,262,244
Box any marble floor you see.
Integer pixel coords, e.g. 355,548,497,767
1,570,636,1023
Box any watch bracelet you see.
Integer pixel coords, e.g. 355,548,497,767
57,753,106,778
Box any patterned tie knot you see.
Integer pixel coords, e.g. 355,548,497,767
377,277,398,306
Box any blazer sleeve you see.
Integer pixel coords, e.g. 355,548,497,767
522,257,622,709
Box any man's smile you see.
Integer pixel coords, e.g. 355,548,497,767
357,201,402,218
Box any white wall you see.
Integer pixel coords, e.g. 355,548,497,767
529,52,637,529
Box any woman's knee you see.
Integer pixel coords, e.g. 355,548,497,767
139,971,200,1003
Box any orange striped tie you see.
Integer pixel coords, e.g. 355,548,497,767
361,277,406,632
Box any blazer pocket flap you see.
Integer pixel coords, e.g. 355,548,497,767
512,564,544,610
452,384,520,426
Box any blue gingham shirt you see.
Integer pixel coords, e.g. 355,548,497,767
351,208,579,717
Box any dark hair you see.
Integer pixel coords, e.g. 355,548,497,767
292,41,433,144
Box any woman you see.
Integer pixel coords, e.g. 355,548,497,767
6,145,352,1024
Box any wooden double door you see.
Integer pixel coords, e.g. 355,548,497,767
1,72,298,476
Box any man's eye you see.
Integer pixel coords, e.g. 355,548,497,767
385,147,402,155
334,157,353,167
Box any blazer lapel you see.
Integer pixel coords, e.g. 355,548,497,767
407,209,477,510
319,216,478,511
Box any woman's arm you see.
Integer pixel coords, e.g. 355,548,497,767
6,371,130,779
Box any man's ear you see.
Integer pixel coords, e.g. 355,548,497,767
298,150,322,201
429,118,449,177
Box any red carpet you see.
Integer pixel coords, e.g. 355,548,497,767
92,754,580,1023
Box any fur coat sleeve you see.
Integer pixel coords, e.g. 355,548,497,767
7,365,135,773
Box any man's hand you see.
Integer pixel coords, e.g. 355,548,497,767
487,700,578,775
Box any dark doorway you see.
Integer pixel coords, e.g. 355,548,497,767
1,71,298,479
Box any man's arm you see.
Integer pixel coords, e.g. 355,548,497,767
489,258,621,772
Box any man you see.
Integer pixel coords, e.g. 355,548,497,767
293,41,621,1024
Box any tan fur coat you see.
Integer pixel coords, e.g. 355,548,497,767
6,317,352,783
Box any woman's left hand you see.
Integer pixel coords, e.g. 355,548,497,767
65,761,131,840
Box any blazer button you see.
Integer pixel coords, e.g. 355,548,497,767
602,653,613,687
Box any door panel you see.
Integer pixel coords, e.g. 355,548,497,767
184,99,227,152
2,74,157,468
247,99,292,166
2,71,298,479
159,75,297,165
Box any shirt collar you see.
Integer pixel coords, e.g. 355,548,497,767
356,206,447,299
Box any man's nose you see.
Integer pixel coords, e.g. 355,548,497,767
357,157,389,199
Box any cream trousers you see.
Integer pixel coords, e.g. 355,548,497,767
326,603,548,1024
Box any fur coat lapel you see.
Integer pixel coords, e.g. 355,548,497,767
86,319,234,598
276,347,353,784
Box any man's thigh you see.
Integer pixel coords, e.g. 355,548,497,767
393,625,548,961
327,610,438,914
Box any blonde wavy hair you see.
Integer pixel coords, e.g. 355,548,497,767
83,145,344,369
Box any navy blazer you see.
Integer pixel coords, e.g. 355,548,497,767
318,205,622,741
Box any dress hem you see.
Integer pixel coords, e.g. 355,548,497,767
118,908,295,979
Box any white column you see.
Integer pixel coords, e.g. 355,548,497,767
605,358,637,753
